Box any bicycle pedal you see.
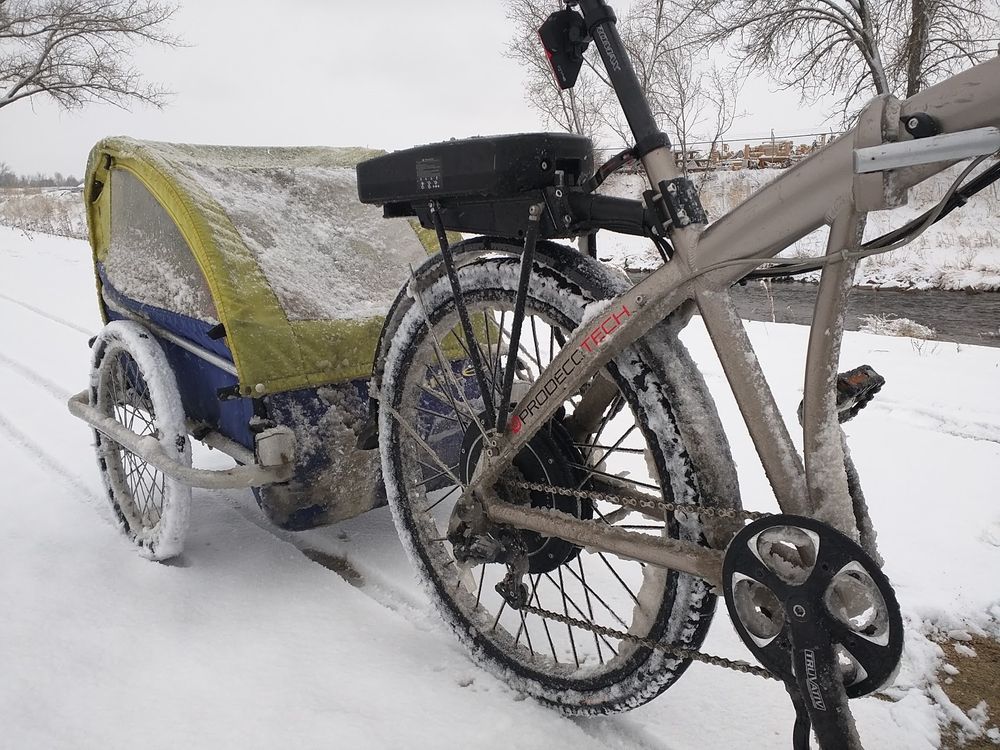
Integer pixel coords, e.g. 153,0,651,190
796,365,885,425
835,365,885,423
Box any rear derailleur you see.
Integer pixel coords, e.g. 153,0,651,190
723,515,904,749
449,521,530,609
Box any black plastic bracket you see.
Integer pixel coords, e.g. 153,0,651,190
901,112,941,139
642,188,672,238
658,177,708,229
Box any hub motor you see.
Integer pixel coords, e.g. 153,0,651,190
458,415,592,574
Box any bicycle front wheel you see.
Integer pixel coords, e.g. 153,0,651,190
379,256,716,714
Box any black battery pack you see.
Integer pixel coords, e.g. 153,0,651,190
356,133,593,205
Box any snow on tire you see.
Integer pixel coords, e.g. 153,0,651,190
379,256,716,714
90,320,191,560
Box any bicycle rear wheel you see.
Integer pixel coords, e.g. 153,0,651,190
379,256,716,714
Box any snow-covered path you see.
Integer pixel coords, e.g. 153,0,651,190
1,225,997,749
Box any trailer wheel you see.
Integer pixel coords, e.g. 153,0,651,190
91,320,192,560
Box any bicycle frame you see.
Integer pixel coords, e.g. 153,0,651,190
461,0,1000,588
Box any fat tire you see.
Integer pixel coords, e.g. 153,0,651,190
380,256,717,714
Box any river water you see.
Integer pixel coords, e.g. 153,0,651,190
627,275,1000,348
729,281,1000,348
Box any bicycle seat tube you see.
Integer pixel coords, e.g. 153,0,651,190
576,0,682,187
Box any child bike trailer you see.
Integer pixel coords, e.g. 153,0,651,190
68,137,435,560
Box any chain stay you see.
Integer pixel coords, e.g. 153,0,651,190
502,477,774,679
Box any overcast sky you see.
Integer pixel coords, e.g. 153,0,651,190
0,0,834,177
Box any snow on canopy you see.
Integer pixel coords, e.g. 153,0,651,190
85,137,434,395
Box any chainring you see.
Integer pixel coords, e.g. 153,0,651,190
723,514,904,699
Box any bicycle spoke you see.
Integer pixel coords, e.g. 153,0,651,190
526,574,559,664
412,281,490,439
597,552,642,607
556,566,581,668
577,424,637,489
573,441,646,455
576,556,605,664
411,463,460,490
425,483,461,513
545,570,619,656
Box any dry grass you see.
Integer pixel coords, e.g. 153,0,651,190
859,313,937,339
0,188,87,239
937,635,1000,748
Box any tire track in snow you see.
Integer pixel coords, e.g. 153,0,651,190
0,350,73,401
868,400,1000,444
0,290,94,336
0,407,100,502
218,492,432,619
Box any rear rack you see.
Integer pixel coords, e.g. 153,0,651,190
357,132,662,240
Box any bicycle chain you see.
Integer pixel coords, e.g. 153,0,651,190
517,601,777,680
504,478,776,680
508,478,770,521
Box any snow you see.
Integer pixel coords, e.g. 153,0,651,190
2,223,998,747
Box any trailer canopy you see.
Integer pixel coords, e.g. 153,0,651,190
85,137,434,395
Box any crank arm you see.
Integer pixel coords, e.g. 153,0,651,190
785,618,862,749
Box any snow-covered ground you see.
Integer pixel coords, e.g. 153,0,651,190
1,224,998,748
599,164,1000,291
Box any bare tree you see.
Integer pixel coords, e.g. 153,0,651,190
659,47,705,174
702,65,742,163
693,0,891,115
689,0,998,117
0,0,181,113
505,0,743,165
888,0,999,97
0,160,14,186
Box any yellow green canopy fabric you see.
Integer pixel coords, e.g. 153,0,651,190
85,137,439,396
